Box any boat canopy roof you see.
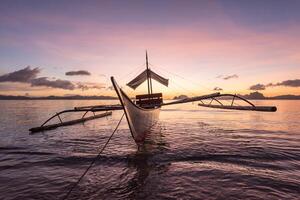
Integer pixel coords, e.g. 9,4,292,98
127,69,169,90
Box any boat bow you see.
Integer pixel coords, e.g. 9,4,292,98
111,77,160,143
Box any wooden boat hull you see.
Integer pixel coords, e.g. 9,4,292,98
111,77,160,143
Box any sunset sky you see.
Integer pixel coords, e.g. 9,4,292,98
0,0,300,98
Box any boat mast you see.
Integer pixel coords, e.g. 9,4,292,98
146,51,152,94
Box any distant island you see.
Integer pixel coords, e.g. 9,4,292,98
242,92,300,100
0,95,118,100
173,92,300,100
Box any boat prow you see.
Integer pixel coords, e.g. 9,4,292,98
111,76,160,143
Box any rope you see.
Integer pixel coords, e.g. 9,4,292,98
150,64,244,106
150,63,213,92
119,63,145,81
62,113,125,200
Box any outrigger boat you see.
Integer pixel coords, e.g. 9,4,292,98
29,52,277,144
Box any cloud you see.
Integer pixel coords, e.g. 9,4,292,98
106,86,115,90
273,79,300,87
216,74,239,80
249,84,266,90
65,70,91,76
0,67,106,91
249,79,300,91
0,66,40,83
213,87,223,91
223,74,239,80
31,77,76,90
77,82,105,91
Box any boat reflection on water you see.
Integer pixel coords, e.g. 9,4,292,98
125,122,170,199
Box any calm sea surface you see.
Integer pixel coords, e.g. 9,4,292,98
0,100,299,200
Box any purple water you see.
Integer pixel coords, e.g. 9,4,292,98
0,100,299,199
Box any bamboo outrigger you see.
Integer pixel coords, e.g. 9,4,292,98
29,105,122,133
29,52,277,143
29,112,112,133
197,94,277,112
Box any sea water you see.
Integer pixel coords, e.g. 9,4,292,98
0,100,299,199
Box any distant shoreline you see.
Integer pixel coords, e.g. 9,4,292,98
1,95,300,100
0,95,118,100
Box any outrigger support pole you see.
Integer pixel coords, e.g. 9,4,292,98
29,104,123,133
198,94,277,112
